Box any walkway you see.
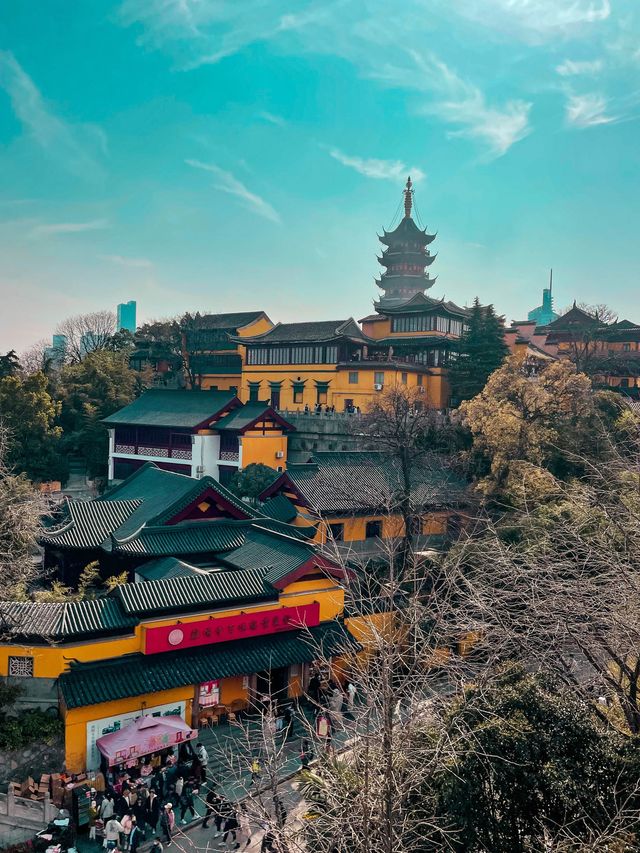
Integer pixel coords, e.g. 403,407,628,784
75,702,351,852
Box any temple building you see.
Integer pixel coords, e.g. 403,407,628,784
507,303,640,395
2,462,362,772
104,389,293,485
257,450,468,558
184,178,467,411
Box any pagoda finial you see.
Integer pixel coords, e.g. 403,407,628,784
403,176,413,218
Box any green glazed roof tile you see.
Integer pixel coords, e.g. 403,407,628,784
59,620,360,709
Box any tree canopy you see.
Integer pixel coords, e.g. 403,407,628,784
448,299,509,404
229,463,279,503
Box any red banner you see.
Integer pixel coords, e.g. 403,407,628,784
144,602,321,655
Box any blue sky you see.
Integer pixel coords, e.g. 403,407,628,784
1,0,639,352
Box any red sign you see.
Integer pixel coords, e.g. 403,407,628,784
144,602,321,655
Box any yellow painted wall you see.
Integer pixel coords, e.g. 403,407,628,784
64,685,195,773
240,364,441,411
361,317,391,337
241,434,288,468
200,374,242,391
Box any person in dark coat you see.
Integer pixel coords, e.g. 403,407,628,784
260,828,276,852
146,789,161,834
179,781,197,824
201,788,221,829
222,803,240,848
129,817,144,853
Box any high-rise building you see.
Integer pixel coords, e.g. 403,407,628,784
117,300,137,333
527,271,558,326
44,334,67,368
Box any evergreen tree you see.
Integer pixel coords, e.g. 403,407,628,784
448,298,509,404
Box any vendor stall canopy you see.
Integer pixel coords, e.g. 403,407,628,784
96,713,197,766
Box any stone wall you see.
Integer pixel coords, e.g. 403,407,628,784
0,737,65,786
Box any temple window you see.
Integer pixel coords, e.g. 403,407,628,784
349,371,359,384
365,519,382,539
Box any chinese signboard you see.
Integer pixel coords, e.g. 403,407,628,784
143,602,321,655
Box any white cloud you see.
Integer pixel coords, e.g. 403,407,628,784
100,254,154,269
448,0,611,43
0,51,105,180
258,111,287,127
374,50,532,158
31,219,110,238
185,159,281,224
565,92,617,126
329,148,425,181
556,58,604,76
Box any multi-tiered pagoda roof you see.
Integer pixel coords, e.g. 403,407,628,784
376,176,438,306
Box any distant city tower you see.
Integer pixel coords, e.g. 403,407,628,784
117,300,137,334
527,270,558,327
375,176,438,306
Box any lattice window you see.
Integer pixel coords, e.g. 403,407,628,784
8,656,33,677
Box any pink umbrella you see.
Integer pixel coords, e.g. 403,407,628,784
96,714,197,766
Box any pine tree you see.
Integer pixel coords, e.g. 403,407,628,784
448,298,509,404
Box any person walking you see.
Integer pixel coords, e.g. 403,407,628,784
100,793,115,821
237,802,253,849
346,681,357,713
221,803,240,849
129,817,144,853
179,781,197,825
215,796,233,839
260,828,276,852
121,812,133,850
160,803,175,846
201,787,221,829
196,742,209,782
146,789,161,834
150,837,164,853
104,816,124,852
88,800,99,841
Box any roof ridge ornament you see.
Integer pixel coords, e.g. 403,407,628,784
404,176,413,218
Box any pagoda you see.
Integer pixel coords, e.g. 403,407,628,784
375,176,438,307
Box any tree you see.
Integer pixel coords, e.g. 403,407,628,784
448,299,509,404
458,356,605,497
57,350,141,479
360,384,465,563
431,665,640,853
20,339,53,376
0,350,21,378
230,463,279,504
0,429,48,599
55,310,116,364
0,372,67,483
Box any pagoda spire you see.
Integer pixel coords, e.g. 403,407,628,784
404,176,413,218
375,177,438,306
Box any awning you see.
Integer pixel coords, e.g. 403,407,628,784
96,714,197,766
59,620,361,709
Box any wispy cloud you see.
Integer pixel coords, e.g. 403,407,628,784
448,0,611,43
100,254,154,269
31,219,110,238
373,50,532,158
565,92,617,127
329,148,425,181
185,159,281,224
258,111,287,127
557,58,604,76
0,51,106,180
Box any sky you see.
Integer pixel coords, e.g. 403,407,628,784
0,0,639,353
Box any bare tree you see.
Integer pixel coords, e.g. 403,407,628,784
55,310,116,363
0,428,47,599
446,435,640,736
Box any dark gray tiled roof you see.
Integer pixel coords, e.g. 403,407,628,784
0,599,137,641
284,451,467,514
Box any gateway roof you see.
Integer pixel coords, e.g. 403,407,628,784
59,620,359,709
103,389,238,429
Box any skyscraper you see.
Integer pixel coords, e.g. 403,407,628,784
117,300,137,333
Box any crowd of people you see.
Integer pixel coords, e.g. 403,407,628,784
38,680,359,853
